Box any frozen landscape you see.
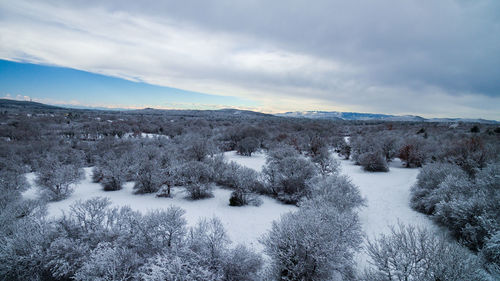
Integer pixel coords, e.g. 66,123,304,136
2,102,498,280
23,150,436,271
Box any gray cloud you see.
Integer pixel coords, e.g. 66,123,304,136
1,0,499,118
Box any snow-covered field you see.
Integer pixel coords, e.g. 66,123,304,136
223,150,267,172
335,157,436,270
24,166,295,252
24,151,435,269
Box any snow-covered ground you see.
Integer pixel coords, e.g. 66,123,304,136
223,150,267,172
225,151,436,271
23,167,295,252
23,151,435,268
123,132,169,139
335,156,436,271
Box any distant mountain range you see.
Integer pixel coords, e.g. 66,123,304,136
0,99,496,123
0,99,63,110
275,111,499,124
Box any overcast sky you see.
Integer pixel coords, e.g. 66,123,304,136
1,0,499,119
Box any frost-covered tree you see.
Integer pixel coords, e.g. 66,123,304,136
305,175,365,212
337,137,351,160
228,165,262,206
0,154,28,208
222,245,263,281
188,217,231,271
73,242,141,281
262,174,364,281
398,136,427,168
358,151,389,172
311,146,340,177
133,146,166,194
0,207,52,281
262,207,362,280
36,153,84,201
412,163,500,252
179,161,215,199
142,207,187,249
138,251,220,281
262,153,318,204
363,223,487,281
410,163,466,214
95,151,128,191
237,136,259,156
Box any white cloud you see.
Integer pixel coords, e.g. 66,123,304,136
0,0,499,119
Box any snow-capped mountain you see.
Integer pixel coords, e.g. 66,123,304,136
275,111,498,123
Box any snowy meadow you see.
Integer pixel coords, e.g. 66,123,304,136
1,107,499,280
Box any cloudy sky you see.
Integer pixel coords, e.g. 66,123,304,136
1,0,499,119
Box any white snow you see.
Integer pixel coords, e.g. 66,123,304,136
335,156,436,271
123,132,169,139
223,150,267,172
23,167,295,252
22,151,437,268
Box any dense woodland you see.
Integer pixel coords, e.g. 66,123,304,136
0,103,499,280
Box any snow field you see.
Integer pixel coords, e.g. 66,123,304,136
24,166,295,252
24,150,435,269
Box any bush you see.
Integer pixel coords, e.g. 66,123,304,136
237,137,259,156
410,163,465,214
96,152,128,191
412,163,500,252
262,155,318,204
35,154,84,201
262,200,362,280
229,190,262,207
222,245,263,281
358,152,389,172
363,223,487,281
398,137,427,168
186,182,214,200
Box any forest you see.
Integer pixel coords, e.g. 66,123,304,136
0,102,499,281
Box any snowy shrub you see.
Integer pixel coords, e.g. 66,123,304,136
266,144,300,162
222,245,263,281
237,136,259,156
35,154,84,201
410,162,465,214
138,251,220,281
73,242,141,281
262,155,318,204
412,163,500,252
45,237,90,279
0,157,28,208
444,136,492,177
229,190,262,207
0,211,53,281
398,136,427,168
228,166,263,206
91,166,103,183
305,175,365,212
184,134,217,161
481,231,500,268
262,206,362,281
178,161,215,199
141,207,187,250
312,146,340,176
178,160,214,185
358,151,389,172
363,223,487,281
188,217,231,272
134,159,165,194
186,182,214,200
337,138,351,160
96,152,128,191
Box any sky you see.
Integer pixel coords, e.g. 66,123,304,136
0,0,499,119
